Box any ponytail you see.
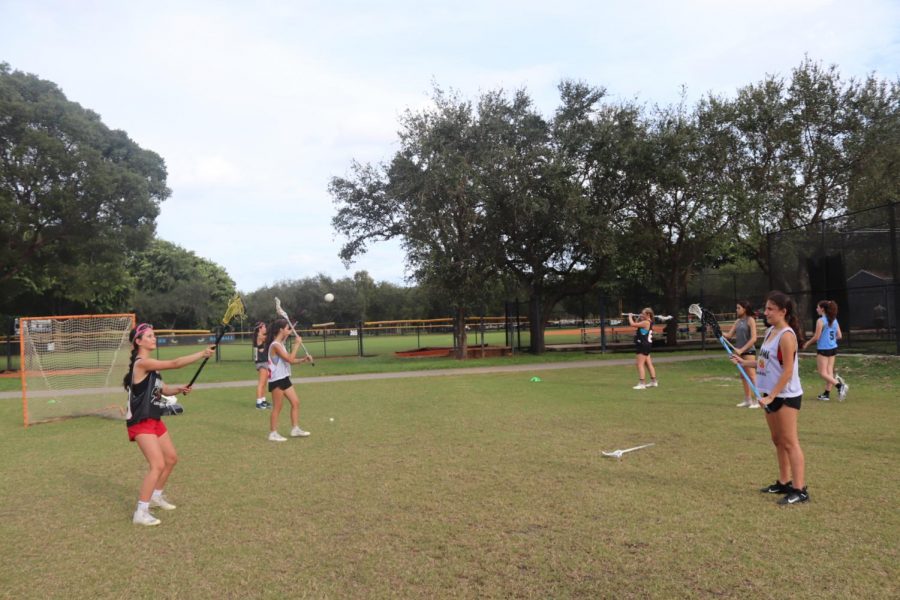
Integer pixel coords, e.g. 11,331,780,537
122,324,152,390
265,319,288,353
252,322,266,349
122,331,139,391
819,300,838,325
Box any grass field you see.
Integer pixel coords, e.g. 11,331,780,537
0,354,898,598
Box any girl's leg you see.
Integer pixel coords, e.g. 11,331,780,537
284,386,300,427
154,432,179,492
645,356,656,380
745,366,758,405
270,388,284,432
635,355,646,381
764,412,791,485
135,434,166,502
817,355,837,389
826,355,837,384
775,408,804,489
256,370,267,402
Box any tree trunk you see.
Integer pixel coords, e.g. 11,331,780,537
528,294,545,354
453,306,467,359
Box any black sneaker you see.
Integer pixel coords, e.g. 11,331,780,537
778,486,810,505
816,393,830,401
760,480,793,494
255,402,267,410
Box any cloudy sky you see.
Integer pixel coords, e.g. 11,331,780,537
2,0,898,292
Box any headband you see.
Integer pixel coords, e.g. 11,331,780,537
135,323,153,337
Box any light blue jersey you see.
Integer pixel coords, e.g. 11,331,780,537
817,316,839,351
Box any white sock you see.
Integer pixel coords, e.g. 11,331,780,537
137,500,150,512
151,489,163,500
256,397,265,404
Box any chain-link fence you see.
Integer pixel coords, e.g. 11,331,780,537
767,202,899,354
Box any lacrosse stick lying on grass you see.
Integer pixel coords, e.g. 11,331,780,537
274,297,315,366
601,443,655,459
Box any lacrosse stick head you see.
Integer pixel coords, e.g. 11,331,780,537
688,303,723,338
221,295,246,326
274,296,288,319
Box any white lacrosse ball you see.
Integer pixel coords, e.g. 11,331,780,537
324,293,334,303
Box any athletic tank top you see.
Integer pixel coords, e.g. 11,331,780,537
634,322,652,347
817,316,839,350
268,341,291,381
756,327,803,397
126,359,166,426
734,317,752,350
254,342,267,363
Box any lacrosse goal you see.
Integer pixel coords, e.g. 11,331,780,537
19,313,135,426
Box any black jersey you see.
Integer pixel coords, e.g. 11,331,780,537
126,359,166,426
634,323,653,349
254,343,267,363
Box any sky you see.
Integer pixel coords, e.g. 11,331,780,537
2,0,898,293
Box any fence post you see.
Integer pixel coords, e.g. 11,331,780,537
357,321,364,357
599,291,607,354
889,201,900,354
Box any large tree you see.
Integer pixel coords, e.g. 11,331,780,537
725,59,863,285
332,88,498,357
0,63,168,315
128,239,236,329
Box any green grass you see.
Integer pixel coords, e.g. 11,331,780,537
0,355,897,598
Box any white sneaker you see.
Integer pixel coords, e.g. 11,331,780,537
632,383,647,390
150,495,176,511
838,378,849,401
747,402,760,409
647,380,658,388
268,431,287,442
736,400,751,407
133,510,161,526
290,426,310,438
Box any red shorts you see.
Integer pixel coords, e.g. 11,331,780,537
127,418,168,442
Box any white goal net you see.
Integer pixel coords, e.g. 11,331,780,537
20,313,135,426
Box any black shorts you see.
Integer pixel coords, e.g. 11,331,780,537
740,350,756,358
635,344,651,356
763,394,802,413
268,377,292,392
817,348,837,357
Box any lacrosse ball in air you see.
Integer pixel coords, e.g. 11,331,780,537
324,293,334,302
329,417,334,422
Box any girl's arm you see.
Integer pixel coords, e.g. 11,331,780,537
765,331,798,401
802,319,823,349
729,354,755,368
271,339,307,364
836,323,842,340
723,320,737,340
136,346,215,374
162,383,193,396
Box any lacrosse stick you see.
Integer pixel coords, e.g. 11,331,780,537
688,303,762,401
274,297,315,366
187,295,246,387
601,443,655,459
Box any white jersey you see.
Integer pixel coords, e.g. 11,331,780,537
756,326,803,397
268,341,291,381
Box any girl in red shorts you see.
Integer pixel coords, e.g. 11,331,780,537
122,323,214,526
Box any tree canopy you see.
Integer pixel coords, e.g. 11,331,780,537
0,63,169,315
